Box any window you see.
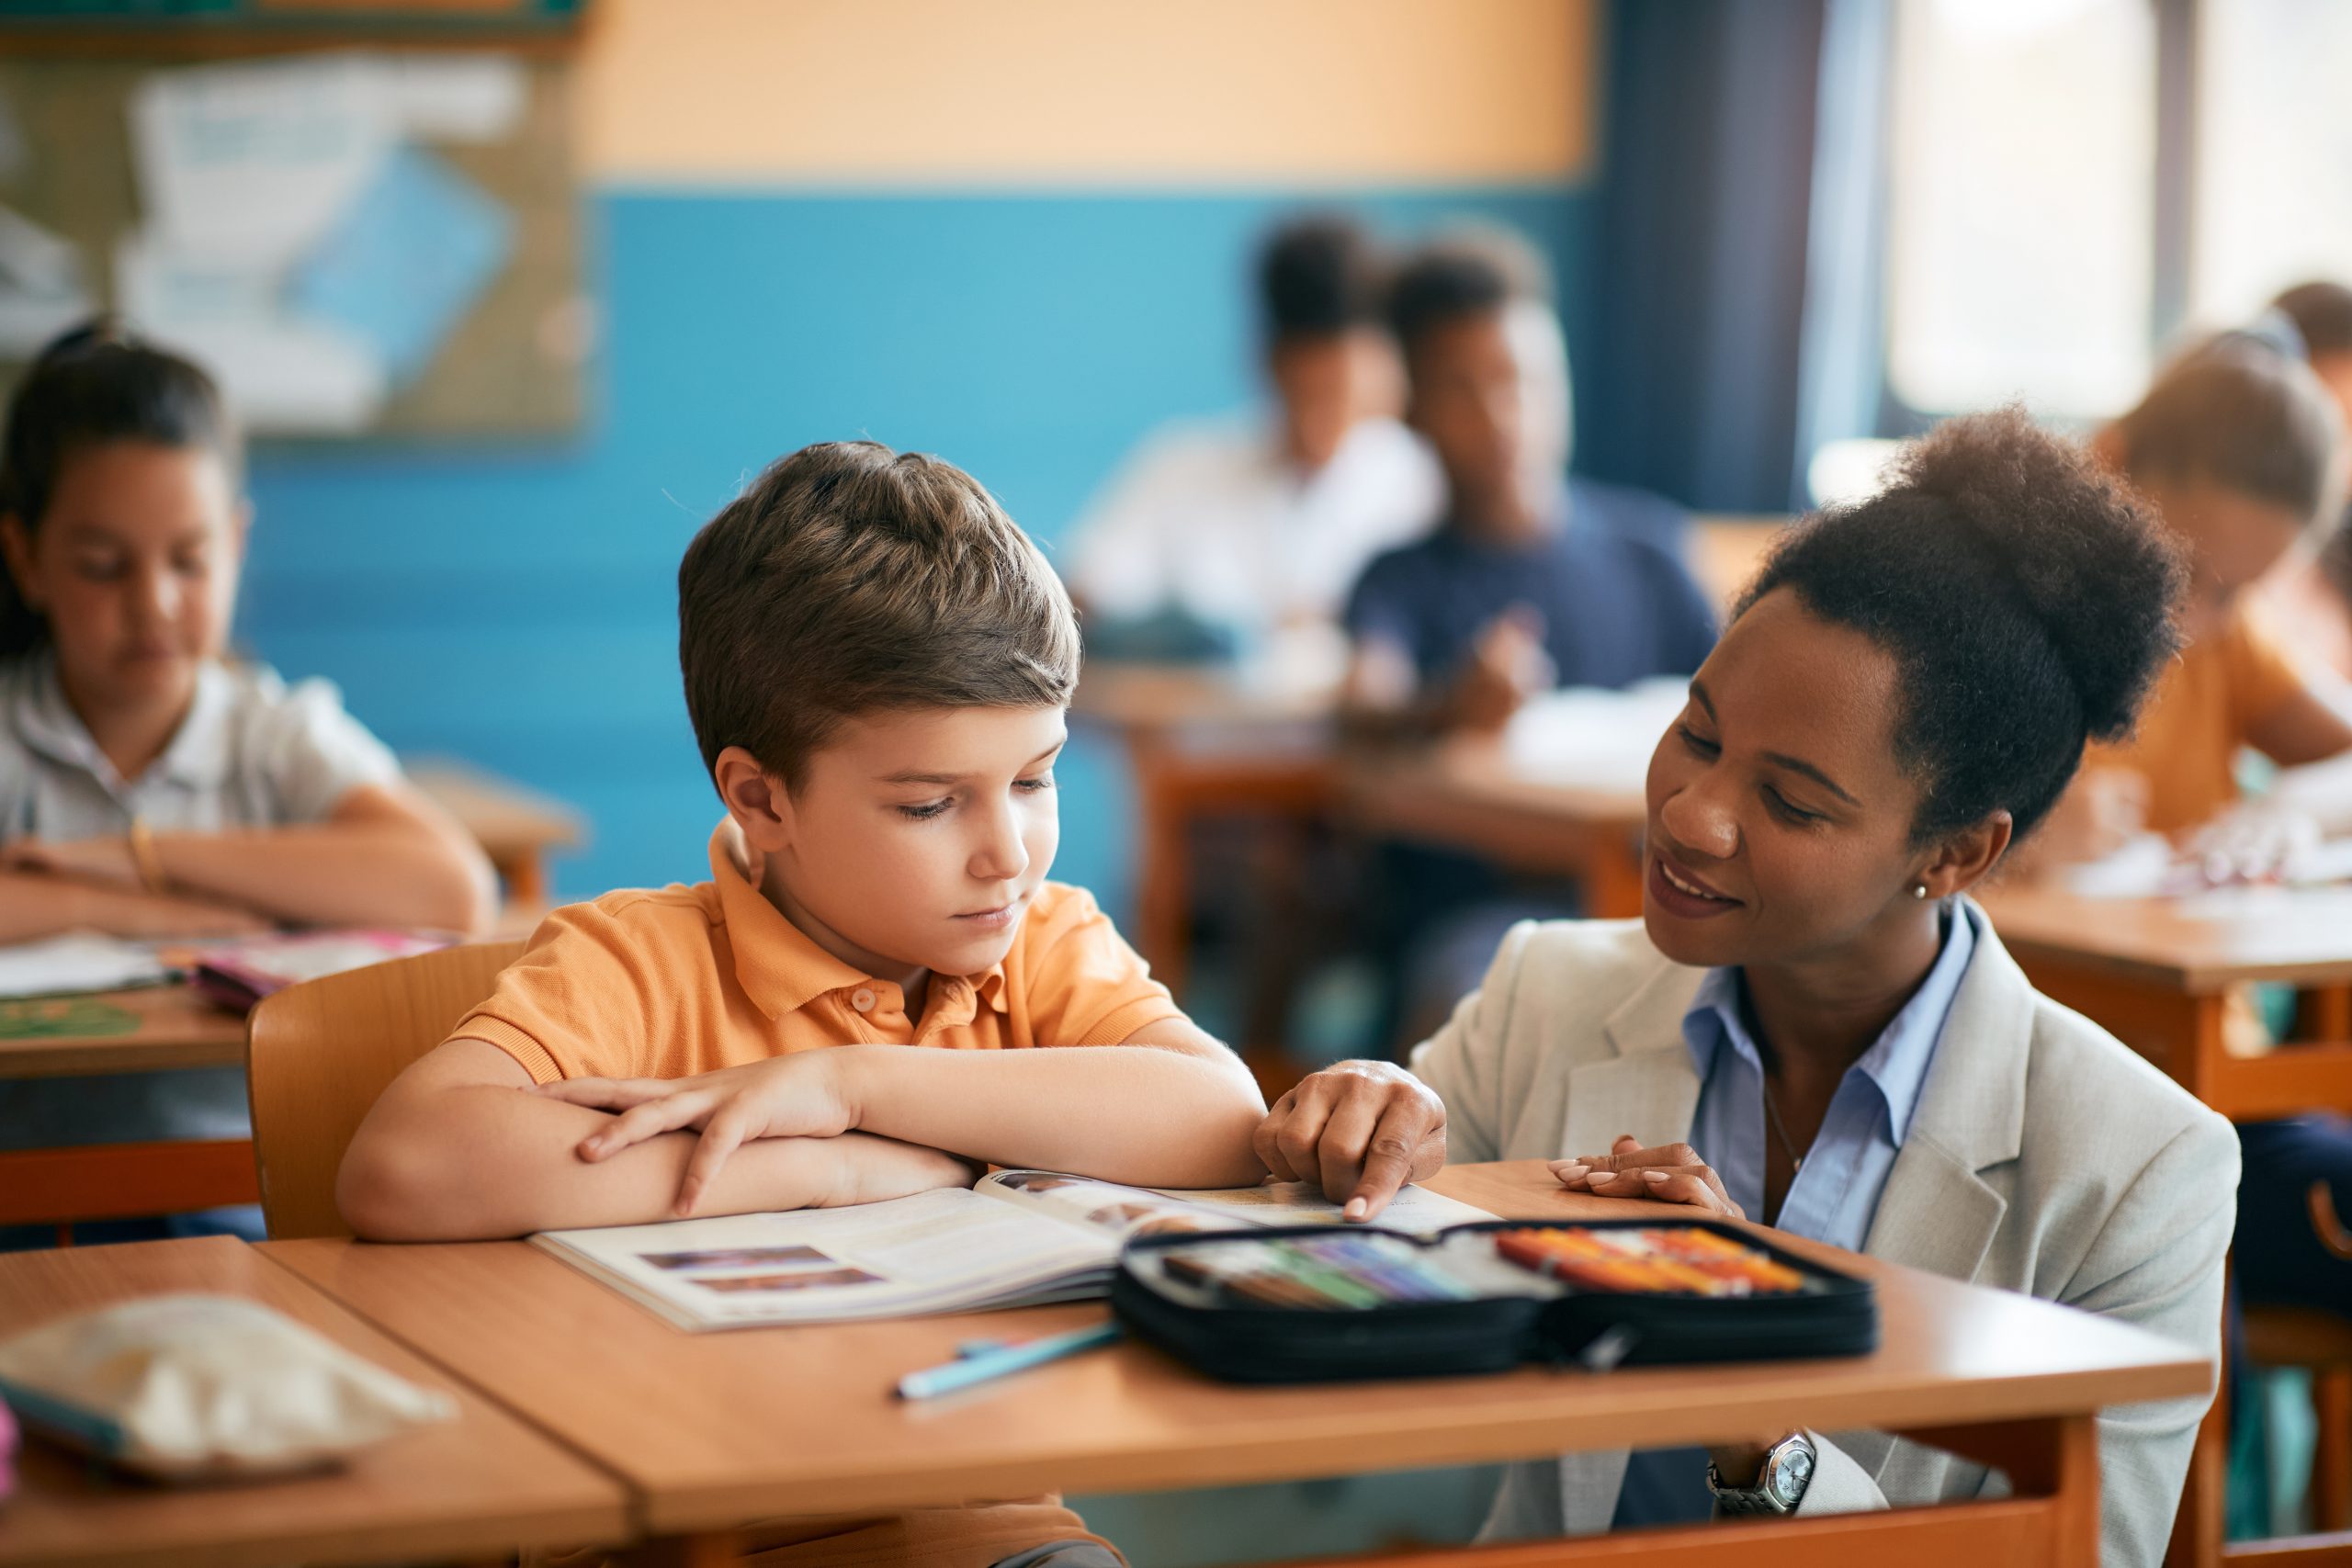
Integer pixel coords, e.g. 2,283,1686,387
2191,0,2352,328
1883,0,2159,417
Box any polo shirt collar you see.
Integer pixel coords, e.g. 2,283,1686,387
10,652,235,795
705,820,1012,1022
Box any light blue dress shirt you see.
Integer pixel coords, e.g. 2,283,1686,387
1611,900,1981,1527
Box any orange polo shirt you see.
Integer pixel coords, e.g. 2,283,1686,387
454,821,1181,1568
2086,604,2312,833
459,822,1186,1082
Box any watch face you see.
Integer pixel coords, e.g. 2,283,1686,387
1768,1447,1815,1506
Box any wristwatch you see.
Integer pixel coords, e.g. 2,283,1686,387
1707,1431,1816,1516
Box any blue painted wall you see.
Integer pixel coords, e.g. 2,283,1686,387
237,184,1595,915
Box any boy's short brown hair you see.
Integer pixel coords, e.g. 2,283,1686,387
678,441,1080,788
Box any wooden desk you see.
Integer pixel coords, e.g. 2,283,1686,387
0,1235,627,1568
1982,885,2352,1121
0,986,243,1082
1072,664,1338,998
1342,739,1649,918
1978,887,2352,1568
0,987,255,1238
407,758,586,909
264,1161,2204,1567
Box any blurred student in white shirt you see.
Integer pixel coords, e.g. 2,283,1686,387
1067,215,1442,665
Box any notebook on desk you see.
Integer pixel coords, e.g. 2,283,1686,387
190,931,451,1012
532,1170,1494,1331
0,933,175,1000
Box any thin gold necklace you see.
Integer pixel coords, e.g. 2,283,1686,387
1760,1077,1809,1174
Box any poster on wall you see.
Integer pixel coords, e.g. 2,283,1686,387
0,48,587,440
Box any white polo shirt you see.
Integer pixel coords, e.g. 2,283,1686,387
0,652,403,1152
1065,412,1442,634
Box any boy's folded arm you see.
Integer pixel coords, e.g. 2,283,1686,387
335,1037,973,1240
833,1019,1269,1189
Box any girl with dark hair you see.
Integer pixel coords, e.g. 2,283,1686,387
0,321,493,1236
1252,410,2230,1565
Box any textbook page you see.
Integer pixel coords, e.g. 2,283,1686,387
534,1170,1495,1331
532,1187,1117,1331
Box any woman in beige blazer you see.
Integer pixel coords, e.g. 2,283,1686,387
1256,410,2237,1568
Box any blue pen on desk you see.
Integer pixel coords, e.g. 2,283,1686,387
897,1322,1122,1401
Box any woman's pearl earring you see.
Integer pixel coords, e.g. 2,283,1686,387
1914,884,1930,899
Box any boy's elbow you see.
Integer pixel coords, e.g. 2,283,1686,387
336,1122,492,1241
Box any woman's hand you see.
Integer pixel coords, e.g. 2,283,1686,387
535,1054,859,1216
1549,1134,1747,1219
1253,1060,1446,1221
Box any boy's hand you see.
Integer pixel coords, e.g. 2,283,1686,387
1253,1060,1446,1222
535,1053,859,1216
1450,606,1553,733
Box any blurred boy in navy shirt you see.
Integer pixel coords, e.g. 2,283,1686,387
1341,228,1714,733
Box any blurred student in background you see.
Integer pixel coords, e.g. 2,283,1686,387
2030,331,2352,1335
0,320,493,1242
1341,228,1717,1051
1067,213,1440,663
2035,333,2352,872
2258,280,2352,681
1340,226,1716,736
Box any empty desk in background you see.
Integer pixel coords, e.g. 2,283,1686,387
1341,738,1650,918
0,1235,628,1568
1981,884,2352,1120
1072,662,1338,998
263,1160,2207,1568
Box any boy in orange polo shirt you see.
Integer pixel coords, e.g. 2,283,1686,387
338,440,1269,1568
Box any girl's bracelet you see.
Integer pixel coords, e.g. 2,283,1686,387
127,816,168,894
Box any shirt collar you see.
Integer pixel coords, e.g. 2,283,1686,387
706,820,1012,1022
1679,900,1980,1147
9,652,235,795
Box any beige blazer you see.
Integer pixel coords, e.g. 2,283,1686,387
1409,906,2236,1568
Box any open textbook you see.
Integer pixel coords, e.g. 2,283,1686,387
532,1170,1495,1331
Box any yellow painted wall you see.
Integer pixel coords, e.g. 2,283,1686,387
577,0,1595,186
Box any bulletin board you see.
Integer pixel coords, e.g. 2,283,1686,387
0,47,584,441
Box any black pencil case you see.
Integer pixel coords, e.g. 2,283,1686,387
1110,1219,1877,1384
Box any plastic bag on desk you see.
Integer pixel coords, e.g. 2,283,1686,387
0,1292,454,1483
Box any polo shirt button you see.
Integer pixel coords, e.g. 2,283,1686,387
851,987,876,1012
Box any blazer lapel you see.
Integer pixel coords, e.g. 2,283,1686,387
1843,904,2034,1488
1562,955,1707,1158
1861,904,2031,1280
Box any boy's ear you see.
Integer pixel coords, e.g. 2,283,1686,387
712,745,796,852
1919,809,2013,900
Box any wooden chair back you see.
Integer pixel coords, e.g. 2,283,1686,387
247,940,526,1240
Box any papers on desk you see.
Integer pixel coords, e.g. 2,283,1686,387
534,1170,1495,1331
2061,832,2352,899
1503,679,1690,793
0,934,174,1001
